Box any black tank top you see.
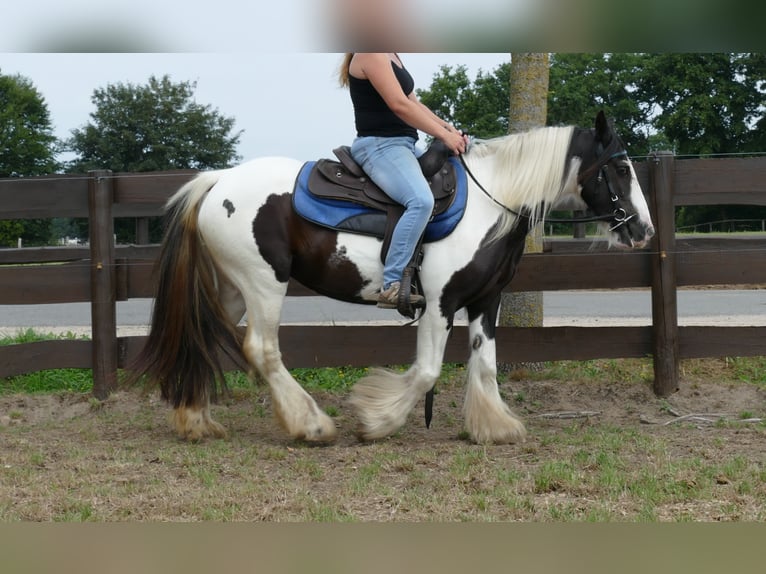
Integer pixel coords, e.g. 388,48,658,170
349,60,419,139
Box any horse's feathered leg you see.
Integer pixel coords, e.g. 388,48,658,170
350,307,449,440
463,297,526,444
188,156,342,443
236,280,338,443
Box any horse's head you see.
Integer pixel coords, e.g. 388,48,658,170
570,111,655,249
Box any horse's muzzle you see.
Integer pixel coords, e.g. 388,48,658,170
612,220,654,250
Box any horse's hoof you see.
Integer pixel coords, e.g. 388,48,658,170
352,415,400,442
172,407,228,441
176,425,228,442
294,422,338,444
467,421,527,445
303,421,339,443
353,425,375,442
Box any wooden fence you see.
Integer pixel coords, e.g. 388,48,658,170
2,153,766,399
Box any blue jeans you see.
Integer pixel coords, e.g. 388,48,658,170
351,136,435,290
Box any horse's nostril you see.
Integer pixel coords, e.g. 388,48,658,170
646,225,656,238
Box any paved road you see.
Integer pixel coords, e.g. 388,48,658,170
1,290,765,333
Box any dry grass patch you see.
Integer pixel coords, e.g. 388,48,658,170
1,358,766,521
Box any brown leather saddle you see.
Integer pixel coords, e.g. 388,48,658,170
307,140,457,263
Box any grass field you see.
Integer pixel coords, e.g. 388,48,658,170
2,329,766,522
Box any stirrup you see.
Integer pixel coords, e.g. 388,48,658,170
397,267,425,319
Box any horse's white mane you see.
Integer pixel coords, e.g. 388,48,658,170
465,126,581,241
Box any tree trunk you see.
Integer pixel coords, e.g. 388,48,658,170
498,53,549,372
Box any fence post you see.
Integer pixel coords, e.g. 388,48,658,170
649,152,679,396
88,170,118,400
135,218,150,244
573,210,586,239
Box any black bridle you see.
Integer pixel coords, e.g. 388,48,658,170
458,140,637,230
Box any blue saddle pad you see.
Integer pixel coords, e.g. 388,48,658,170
292,157,467,243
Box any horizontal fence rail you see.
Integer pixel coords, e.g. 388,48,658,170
2,153,766,399
4,236,766,305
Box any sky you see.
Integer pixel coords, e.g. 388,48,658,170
1,53,511,164
2,0,750,167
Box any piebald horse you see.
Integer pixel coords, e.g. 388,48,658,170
130,111,654,444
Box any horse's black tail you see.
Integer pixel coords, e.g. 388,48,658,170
127,172,245,409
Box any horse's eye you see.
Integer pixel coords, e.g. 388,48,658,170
616,165,630,177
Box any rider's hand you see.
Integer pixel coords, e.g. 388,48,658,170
442,126,469,155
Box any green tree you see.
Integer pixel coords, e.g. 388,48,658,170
0,71,60,247
420,53,766,233
637,53,765,156
67,75,242,173
419,55,653,151
740,53,766,153
417,63,511,138
66,75,243,242
637,53,766,229
548,53,656,155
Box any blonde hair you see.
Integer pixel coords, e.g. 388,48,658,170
338,53,353,88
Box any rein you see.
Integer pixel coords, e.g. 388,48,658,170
458,145,635,229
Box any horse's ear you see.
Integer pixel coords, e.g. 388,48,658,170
595,110,610,143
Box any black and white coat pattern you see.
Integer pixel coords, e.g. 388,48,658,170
131,112,654,444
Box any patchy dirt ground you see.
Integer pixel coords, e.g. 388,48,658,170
2,362,766,522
